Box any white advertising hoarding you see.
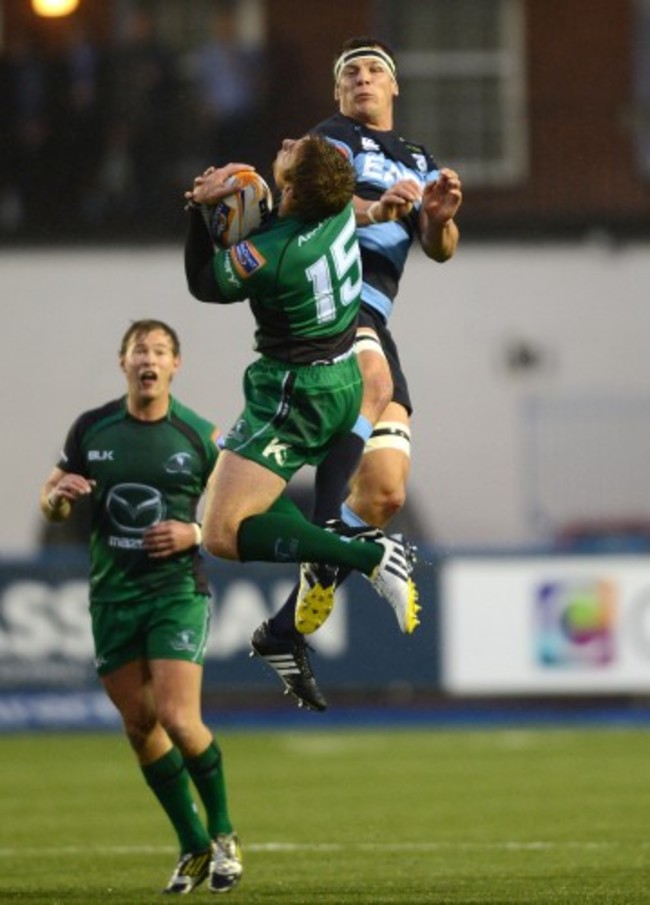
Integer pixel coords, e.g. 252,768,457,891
441,556,650,694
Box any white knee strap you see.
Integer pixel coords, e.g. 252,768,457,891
364,421,412,456
354,333,386,358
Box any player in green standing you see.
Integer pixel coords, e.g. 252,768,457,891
39,319,243,895
184,135,420,656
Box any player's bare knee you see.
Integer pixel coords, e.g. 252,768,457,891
202,535,225,558
202,524,238,559
160,713,207,756
372,488,406,525
347,478,406,528
123,715,157,756
379,485,406,522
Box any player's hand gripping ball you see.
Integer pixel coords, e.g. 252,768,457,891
202,171,273,248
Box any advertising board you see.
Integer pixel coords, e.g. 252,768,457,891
441,556,650,693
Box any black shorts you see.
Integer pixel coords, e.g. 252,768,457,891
357,305,413,415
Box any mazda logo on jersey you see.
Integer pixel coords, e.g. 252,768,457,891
106,483,166,534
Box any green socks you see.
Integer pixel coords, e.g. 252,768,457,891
237,501,382,574
142,743,234,852
185,741,233,837
141,747,210,855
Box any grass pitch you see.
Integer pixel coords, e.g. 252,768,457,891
1,723,649,904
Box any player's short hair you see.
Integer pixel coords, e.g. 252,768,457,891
333,36,397,83
119,319,181,358
286,135,355,223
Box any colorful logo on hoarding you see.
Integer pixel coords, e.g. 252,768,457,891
535,579,616,667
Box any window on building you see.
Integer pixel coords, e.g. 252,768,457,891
634,0,650,179
380,0,528,187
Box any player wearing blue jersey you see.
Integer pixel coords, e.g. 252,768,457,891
249,38,462,711
307,37,462,530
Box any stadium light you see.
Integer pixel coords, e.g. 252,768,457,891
32,0,80,16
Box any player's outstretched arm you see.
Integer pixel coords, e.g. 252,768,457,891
418,168,463,262
184,163,255,207
353,179,421,227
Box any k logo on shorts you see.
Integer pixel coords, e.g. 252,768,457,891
262,437,290,466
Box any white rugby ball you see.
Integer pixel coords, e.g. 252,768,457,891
202,171,273,248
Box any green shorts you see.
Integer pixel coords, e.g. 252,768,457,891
223,354,363,480
90,593,211,677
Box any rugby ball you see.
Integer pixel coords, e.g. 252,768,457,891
201,171,273,248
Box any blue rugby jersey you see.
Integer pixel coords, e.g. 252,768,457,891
313,112,440,323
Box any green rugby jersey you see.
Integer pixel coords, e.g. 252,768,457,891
212,203,362,364
57,396,219,605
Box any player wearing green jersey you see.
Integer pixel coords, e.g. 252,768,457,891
40,319,242,895
250,39,461,713
184,136,420,694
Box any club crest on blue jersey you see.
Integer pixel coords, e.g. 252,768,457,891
231,241,266,279
410,152,428,174
361,135,381,152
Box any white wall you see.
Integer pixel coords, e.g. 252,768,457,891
3,240,650,556
396,239,650,547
